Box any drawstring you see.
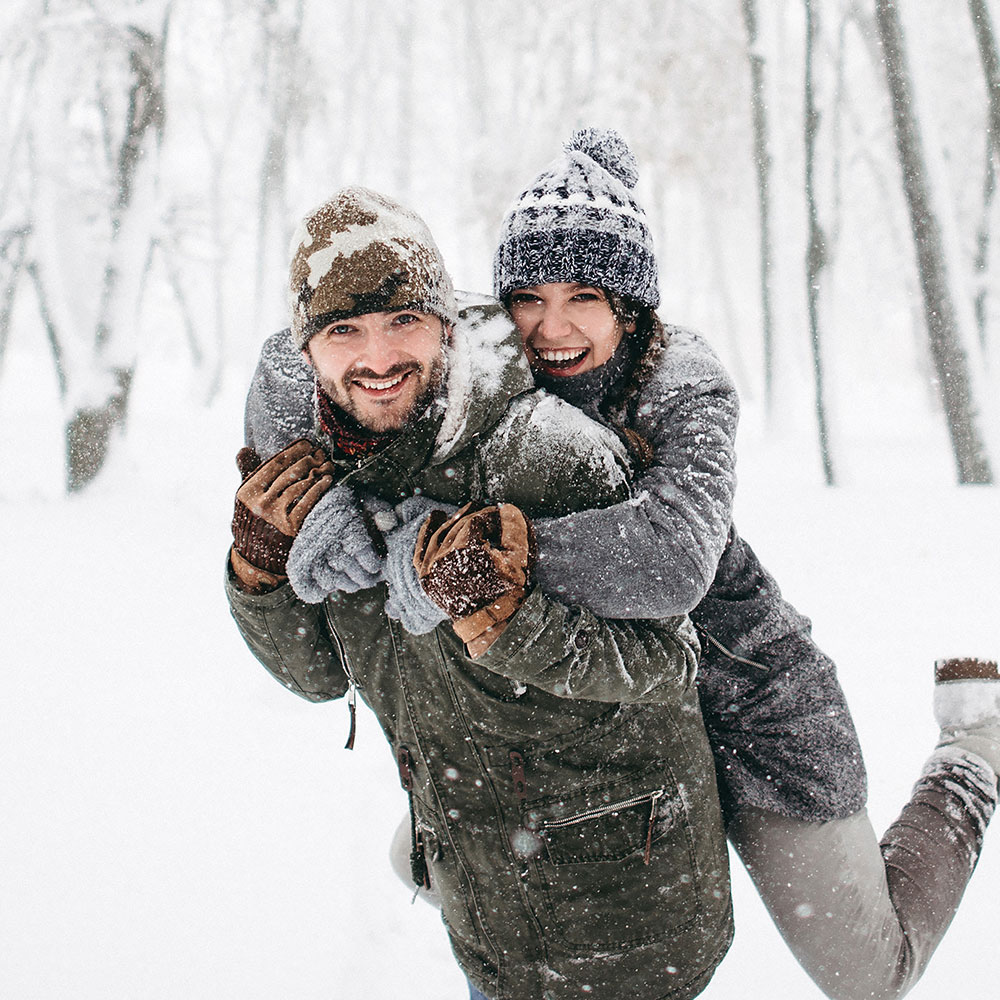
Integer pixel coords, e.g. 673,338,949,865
345,682,357,749
644,789,664,865
397,746,430,890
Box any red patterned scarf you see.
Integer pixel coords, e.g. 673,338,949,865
316,383,396,458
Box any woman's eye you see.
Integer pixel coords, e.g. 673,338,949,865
572,292,601,303
511,294,541,306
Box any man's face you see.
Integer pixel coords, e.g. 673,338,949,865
304,310,447,432
508,283,635,377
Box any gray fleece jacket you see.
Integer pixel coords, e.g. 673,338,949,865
243,296,866,824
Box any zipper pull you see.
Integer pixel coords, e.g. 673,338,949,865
644,790,664,866
397,746,414,790
411,827,430,890
344,682,357,750
510,750,527,802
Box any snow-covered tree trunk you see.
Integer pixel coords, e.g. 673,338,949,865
67,21,166,490
741,0,775,417
0,3,46,383
874,0,993,484
969,0,1000,354
970,0,1000,149
803,0,836,485
973,135,996,353
253,0,307,337
14,3,170,492
0,226,29,379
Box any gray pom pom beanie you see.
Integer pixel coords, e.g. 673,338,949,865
289,186,458,349
493,128,659,308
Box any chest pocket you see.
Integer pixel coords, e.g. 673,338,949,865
520,764,705,948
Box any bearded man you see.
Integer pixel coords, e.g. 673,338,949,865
226,186,733,1000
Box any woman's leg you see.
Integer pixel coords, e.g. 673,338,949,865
729,716,999,1000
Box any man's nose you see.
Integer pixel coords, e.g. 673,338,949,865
358,331,403,372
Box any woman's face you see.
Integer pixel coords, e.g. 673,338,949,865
508,283,635,377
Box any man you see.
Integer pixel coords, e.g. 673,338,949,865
226,186,733,1000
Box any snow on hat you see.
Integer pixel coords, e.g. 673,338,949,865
493,127,659,309
289,186,458,349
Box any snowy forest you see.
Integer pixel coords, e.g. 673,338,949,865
2,0,999,490
3,2,999,1000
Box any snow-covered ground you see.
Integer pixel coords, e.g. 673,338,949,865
3,335,998,999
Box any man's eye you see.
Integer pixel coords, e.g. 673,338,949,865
393,313,419,326
326,325,353,336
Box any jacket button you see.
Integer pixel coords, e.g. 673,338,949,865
574,632,590,650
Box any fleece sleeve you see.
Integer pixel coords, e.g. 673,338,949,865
471,586,700,705
225,561,350,702
244,328,316,459
532,330,739,620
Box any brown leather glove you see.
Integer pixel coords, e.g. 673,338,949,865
230,439,335,592
414,503,535,657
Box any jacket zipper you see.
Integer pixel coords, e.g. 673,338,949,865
541,788,665,866
324,605,359,750
696,625,770,671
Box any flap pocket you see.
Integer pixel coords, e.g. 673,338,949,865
523,766,684,865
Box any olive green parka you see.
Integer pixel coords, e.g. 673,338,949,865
227,301,733,1000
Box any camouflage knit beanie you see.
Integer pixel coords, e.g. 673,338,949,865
493,127,659,309
289,186,458,349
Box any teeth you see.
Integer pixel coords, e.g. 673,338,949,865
536,347,588,363
357,373,407,390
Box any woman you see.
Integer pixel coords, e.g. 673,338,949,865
476,127,1000,1000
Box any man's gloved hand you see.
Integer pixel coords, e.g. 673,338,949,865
382,496,457,635
286,486,390,604
414,503,536,657
230,439,334,592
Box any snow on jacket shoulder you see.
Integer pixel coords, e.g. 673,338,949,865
533,325,739,619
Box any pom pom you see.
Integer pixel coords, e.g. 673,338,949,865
566,127,639,188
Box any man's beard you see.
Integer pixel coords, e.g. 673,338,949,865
317,353,446,434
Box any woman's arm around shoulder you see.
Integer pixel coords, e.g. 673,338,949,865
533,327,739,619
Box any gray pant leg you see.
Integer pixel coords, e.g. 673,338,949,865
728,750,997,1000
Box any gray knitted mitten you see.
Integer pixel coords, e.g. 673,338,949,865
287,485,386,604
383,496,457,634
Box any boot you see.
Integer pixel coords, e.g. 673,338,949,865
934,657,1000,777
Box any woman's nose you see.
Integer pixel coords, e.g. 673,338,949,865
537,306,573,340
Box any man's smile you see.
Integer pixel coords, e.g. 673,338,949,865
353,369,415,396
